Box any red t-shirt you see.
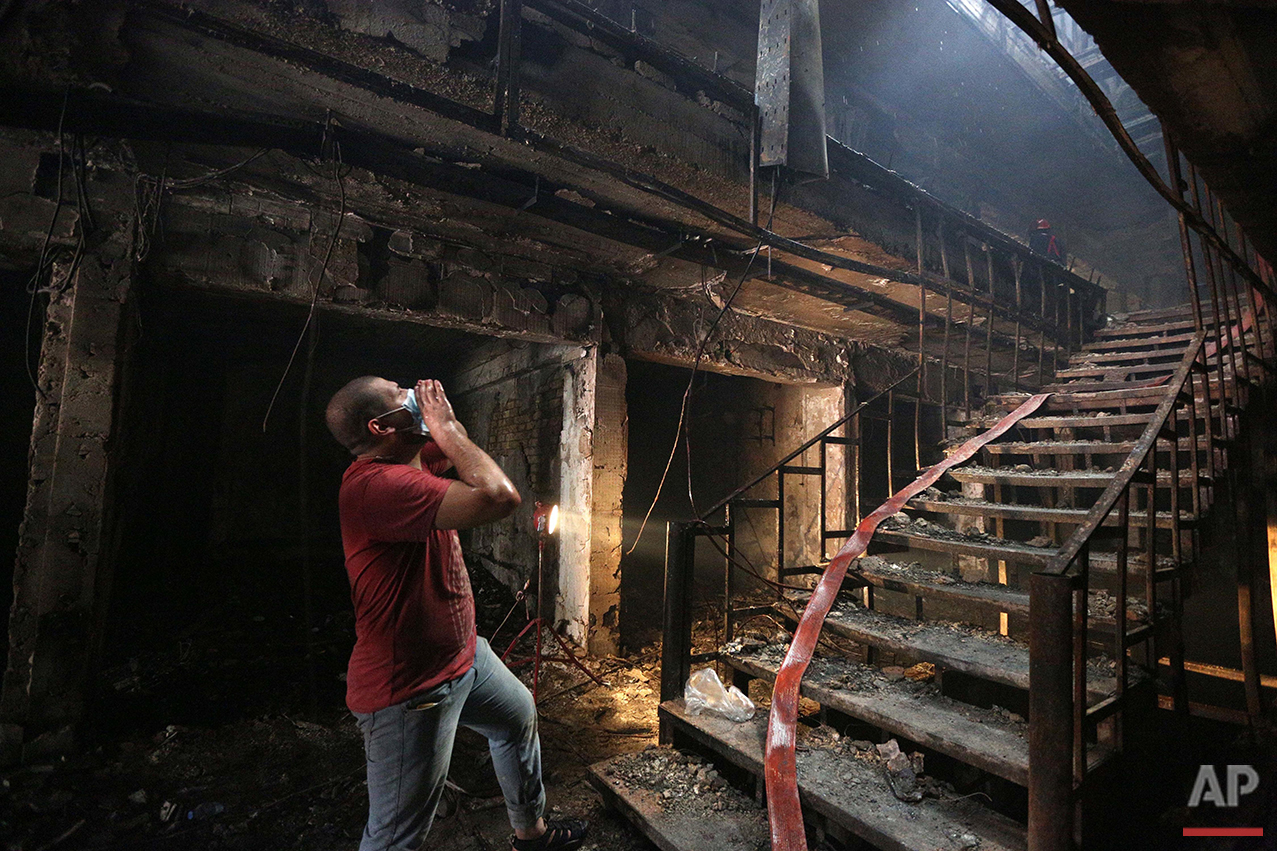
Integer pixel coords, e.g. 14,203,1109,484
338,446,476,713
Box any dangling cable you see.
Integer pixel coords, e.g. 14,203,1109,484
262,142,347,432
626,169,780,555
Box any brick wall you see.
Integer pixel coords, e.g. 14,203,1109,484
451,342,577,602
484,370,565,500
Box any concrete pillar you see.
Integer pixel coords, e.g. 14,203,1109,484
556,347,596,646
588,353,626,655
2,223,135,762
775,384,844,570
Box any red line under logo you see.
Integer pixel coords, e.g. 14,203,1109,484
1183,828,1264,837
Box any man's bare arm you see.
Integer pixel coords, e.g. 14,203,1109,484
415,380,521,529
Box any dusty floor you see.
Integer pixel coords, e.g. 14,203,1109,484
0,567,666,851
5,552,1274,851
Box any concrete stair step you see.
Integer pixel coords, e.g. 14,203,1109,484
1093,318,1206,338
843,557,1158,637
986,386,1174,411
852,555,1029,618
1054,362,1181,380
1068,349,1193,367
982,436,1212,455
658,699,1028,851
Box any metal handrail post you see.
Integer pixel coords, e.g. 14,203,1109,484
1029,571,1077,851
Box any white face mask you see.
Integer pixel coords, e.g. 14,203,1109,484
399,390,431,437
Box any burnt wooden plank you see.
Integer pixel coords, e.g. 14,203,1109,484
984,436,1210,454
854,557,1030,616
906,498,1193,530
659,700,1028,851
873,528,1058,566
947,467,1203,487
1068,349,1188,366
586,755,768,851
723,647,1032,785
1017,412,1156,428
1082,330,1199,351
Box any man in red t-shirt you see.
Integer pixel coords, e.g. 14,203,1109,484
325,376,587,851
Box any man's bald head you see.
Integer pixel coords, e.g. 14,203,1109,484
326,376,395,454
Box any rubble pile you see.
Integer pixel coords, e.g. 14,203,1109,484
601,747,759,816
1089,589,1152,622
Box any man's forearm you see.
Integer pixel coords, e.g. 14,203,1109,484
430,422,516,500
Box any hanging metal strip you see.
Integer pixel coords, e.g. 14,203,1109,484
764,391,1051,851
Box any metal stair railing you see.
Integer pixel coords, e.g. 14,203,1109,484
658,368,919,718
1028,332,1205,851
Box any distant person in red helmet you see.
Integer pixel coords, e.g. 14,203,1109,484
1029,219,1065,263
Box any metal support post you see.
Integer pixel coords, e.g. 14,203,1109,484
1029,571,1077,851
1013,258,1023,391
963,238,975,417
985,247,996,396
660,521,696,742
724,505,736,643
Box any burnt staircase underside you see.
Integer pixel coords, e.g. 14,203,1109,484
595,303,1276,850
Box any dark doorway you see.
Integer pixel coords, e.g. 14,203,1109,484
619,360,777,650
98,283,486,733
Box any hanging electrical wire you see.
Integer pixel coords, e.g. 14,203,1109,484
261,142,348,433
23,88,72,400
626,169,780,555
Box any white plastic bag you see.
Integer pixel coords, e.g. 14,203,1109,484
683,668,755,722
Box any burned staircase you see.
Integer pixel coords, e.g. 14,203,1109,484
589,302,1276,850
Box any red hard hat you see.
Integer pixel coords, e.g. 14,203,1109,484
1036,219,1051,229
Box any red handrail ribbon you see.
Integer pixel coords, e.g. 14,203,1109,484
764,393,1052,851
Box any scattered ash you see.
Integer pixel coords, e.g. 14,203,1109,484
601,747,760,817
820,595,1029,654
726,640,1028,737
853,555,959,587
958,464,1053,477
878,513,997,544
879,511,1066,549
796,726,952,803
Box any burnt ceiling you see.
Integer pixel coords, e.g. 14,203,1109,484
1060,0,1277,262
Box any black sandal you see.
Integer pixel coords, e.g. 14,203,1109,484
510,818,589,851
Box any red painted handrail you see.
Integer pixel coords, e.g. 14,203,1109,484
764,392,1052,851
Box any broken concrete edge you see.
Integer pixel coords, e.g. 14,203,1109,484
2,179,138,764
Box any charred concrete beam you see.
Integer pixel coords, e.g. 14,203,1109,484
149,192,601,346
117,1,1101,327
605,284,859,386
0,167,136,763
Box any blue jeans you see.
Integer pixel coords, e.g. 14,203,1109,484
354,638,546,851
